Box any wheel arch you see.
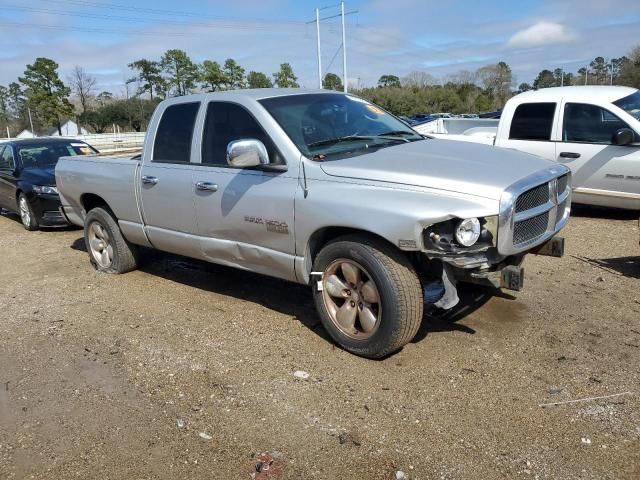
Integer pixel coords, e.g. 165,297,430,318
80,193,114,217
301,226,403,284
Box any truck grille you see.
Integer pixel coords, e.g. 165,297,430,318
513,212,549,245
515,183,549,213
511,176,570,248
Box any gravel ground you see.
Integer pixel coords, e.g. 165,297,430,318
0,206,638,480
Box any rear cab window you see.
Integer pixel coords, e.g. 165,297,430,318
152,102,200,163
509,102,557,141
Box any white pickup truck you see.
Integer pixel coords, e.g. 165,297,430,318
415,86,640,210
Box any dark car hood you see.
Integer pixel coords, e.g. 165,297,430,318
20,166,56,186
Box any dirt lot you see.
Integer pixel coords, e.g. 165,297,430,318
0,206,639,479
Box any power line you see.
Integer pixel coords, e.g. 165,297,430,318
40,0,306,25
0,4,307,31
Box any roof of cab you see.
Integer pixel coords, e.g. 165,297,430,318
513,85,637,104
173,88,339,102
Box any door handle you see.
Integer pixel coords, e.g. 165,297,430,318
195,181,218,192
559,152,581,159
141,175,158,185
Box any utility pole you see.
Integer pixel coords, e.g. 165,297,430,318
315,8,322,89
27,106,35,136
561,69,564,87
341,1,348,92
610,63,614,85
307,4,357,93
585,66,588,85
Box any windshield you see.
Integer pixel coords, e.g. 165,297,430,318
18,141,97,168
613,91,640,121
259,93,424,160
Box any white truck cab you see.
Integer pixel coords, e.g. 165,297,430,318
417,86,640,210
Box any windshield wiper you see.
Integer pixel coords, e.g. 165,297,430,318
376,130,422,142
308,134,407,148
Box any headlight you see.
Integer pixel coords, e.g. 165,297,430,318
33,185,58,195
455,218,481,247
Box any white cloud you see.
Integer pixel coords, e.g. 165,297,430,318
507,22,577,49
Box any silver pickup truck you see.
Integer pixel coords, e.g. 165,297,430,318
56,89,570,358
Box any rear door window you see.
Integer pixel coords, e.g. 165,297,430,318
152,102,200,163
563,103,631,144
509,102,557,141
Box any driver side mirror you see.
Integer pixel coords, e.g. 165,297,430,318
612,128,635,146
226,139,270,168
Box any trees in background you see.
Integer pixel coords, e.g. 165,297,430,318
19,58,73,135
3,45,640,137
68,66,96,114
323,73,343,91
377,75,401,88
273,63,299,88
160,49,199,96
127,59,164,100
247,71,273,89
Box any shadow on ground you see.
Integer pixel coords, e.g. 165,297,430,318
70,236,512,353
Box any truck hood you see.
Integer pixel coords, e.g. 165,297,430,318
319,138,555,200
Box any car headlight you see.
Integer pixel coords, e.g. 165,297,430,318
455,218,481,247
33,185,58,195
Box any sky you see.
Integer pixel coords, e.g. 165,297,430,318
0,0,639,94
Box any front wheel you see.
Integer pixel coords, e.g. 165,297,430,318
84,207,138,274
18,193,38,231
312,235,423,358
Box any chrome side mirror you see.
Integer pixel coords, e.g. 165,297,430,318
226,139,269,168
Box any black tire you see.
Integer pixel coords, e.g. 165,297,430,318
18,193,39,231
312,234,423,358
84,207,138,274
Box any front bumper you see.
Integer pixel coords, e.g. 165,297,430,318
454,236,565,292
29,193,68,227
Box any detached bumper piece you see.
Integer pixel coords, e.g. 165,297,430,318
530,236,565,258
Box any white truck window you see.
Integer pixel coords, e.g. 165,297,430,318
152,102,200,164
509,103,556,141
563,103,630,144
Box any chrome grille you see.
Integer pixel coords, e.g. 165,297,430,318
513,211,549,245
557,174,569,196
515,183,549,213
555,199,568,227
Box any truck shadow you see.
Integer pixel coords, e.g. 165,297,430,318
570,204,640,220
70,238,511,353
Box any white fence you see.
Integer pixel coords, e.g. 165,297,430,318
61,132,146,153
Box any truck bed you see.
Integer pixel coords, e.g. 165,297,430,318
56,154,143,228
414,118,498,144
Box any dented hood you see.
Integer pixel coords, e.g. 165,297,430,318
319,138,555,200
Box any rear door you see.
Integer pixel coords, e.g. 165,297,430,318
0,145,17,210
497,102,558,160
138,101,203,257
191,101,298,281
556,102,640,204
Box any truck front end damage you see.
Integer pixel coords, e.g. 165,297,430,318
419,166,571,309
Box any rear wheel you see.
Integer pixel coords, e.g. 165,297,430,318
84,207,138,273
18,193,38,231
312,235,423,358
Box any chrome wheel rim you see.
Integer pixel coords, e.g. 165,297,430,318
88,222,113,268
19,197,31,226
321,259,381,340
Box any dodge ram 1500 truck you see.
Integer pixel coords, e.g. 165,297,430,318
56,89,570,358
415,86,640,210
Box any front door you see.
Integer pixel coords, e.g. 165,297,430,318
192,101,298,281
556,102,640,207
138,101,203,257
